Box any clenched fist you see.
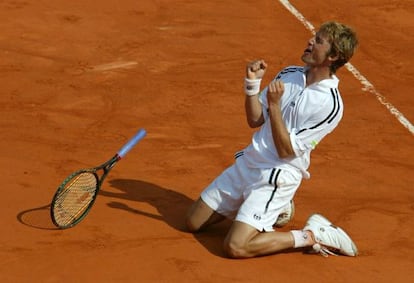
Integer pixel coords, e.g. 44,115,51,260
267,80,285,105
246,60,267,80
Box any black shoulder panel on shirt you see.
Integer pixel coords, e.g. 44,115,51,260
275,67,304,80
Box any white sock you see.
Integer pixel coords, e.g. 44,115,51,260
291,230,311,248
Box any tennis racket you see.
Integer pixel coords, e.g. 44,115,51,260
50,128,147,229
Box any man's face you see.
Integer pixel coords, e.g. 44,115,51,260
301,31,333,68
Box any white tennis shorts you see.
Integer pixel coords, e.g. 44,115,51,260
201,154,302,232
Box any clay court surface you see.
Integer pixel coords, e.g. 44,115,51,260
1,0,413,282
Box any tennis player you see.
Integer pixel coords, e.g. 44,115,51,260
186,21,359,258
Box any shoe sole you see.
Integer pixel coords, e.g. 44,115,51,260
307,213,358,256
274,199,295,228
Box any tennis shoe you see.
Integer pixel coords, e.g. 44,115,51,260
304,213,358,257
274,200,295,228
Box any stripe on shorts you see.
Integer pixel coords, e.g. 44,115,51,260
265,168,281,213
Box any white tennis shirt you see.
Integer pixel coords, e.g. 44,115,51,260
243,66,343,179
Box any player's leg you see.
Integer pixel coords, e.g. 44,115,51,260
222,167,302,258
186,161,244,232
223,214,359,258
223,220,296,258
186,197,226,232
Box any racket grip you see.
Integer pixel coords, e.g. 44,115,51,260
117,128,147,158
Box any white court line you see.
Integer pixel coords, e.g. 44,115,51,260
91,61,138,72
278,0,414,135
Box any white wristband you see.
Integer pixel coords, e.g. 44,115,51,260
244,78,261,96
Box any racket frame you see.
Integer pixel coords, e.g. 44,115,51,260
50,155,119,229
50,128,146,229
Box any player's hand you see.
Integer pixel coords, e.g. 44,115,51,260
267,80,285,105
246,60,267,80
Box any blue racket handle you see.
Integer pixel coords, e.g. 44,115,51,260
117,129,146,158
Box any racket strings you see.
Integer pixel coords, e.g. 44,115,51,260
53,172,98,227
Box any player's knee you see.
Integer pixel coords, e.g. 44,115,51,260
185,215,201,233
185,220,199,233
223,239,249,259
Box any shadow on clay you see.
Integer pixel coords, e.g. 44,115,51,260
102,178,229,257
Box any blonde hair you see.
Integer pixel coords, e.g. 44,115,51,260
319,21,358,73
